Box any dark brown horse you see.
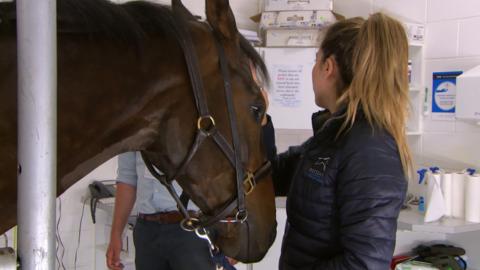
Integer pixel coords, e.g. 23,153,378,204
0,0,276,262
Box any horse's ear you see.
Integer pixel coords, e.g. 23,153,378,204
206,0,239,42
172,0,197,21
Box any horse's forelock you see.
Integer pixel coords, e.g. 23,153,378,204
239,35,270,86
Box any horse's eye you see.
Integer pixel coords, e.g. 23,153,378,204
250,105,264,123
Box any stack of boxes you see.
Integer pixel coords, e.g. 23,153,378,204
259,0,337,47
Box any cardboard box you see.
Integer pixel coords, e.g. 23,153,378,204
265,28,324,47
264,0,332,12
260,10,336,29
405,22,425,44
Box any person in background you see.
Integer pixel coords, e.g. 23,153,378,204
106,151,217,270
261,13,410,269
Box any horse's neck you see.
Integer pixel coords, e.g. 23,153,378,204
56,34,189,192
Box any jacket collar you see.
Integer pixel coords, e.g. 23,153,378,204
311,104,348,136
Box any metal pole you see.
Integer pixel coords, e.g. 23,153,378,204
16,0,57,269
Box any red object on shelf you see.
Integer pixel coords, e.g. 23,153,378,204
391,255,413,270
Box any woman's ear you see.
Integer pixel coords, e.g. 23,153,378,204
324,56,337,78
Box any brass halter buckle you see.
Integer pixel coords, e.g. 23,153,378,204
243,171,256,195
180,217,200,232
197,115,216,135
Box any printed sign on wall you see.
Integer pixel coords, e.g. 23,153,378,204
272,64,304,108
432,71,463,121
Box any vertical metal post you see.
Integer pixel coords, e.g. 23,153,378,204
16,0,57,269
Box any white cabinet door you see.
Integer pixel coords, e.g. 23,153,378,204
259,48,322,130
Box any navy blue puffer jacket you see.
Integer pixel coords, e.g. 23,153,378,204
263,108,407,270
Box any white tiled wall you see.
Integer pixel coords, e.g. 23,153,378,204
115,0,261,30
458,17,480,57
1,157,119,270
425,21,459,59
55,157,118,270
334,0,373,19
373,0,427,23
423,1,480,170
427,0,480,23
335,0,427,22
334,0,480,170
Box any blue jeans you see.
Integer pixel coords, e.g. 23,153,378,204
133,219,216,270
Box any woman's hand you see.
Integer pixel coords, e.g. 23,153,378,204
226,256,238,265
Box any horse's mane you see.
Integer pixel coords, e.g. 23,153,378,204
2,0,175,35
0,0,269,83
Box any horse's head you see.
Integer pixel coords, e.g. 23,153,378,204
142,0,276,262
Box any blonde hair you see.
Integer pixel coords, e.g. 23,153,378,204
321,13,412,175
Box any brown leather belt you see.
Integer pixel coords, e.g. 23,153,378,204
137,211,198,224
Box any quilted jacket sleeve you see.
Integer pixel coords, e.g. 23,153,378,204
312,131,407,270
262,115,307,196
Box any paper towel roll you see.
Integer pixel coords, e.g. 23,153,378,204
465,174,480,223
442,173,454,217
424,172,445,223
452,172,466,219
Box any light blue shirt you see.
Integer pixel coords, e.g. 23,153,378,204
116,152,199,214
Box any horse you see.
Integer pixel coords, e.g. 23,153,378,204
0,0,276,262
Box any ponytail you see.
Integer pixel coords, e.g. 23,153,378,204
323,13,412,175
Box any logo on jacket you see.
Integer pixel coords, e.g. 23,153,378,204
306,157,330,182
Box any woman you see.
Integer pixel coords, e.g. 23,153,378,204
262,13,410,269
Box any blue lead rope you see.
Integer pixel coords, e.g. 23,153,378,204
195,228,237,270
212,252,237,270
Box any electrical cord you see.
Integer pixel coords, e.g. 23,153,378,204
55,198,66,270
3,233,7,247
74,197,88,270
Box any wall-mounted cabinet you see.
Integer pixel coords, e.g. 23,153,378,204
408,44,425,135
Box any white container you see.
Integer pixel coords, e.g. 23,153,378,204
265,28,324,47
465,174,480,223
456,65,480,122
0,248,16,270
260,10,336,29
452,172,466,219
404,22,425,44
264,0,332,12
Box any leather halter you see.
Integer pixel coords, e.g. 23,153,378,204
141,16,271,230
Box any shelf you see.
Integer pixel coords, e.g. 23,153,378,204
398,208,480,234
409,86,422,92
96,197,115,213
409,42,424,48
